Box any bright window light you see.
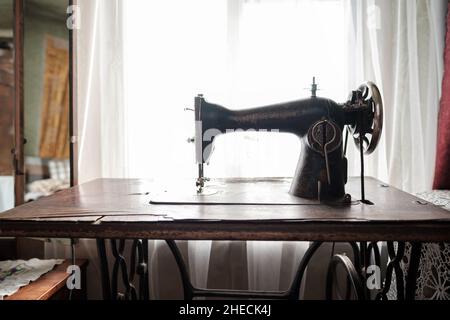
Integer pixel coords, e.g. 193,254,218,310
123,0,346,181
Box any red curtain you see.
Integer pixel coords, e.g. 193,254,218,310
434,4,450,190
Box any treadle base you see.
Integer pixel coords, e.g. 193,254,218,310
96,239,422,300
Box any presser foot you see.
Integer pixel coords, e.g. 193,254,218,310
196,177,210,194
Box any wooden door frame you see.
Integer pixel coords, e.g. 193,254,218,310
13,0,77,207
13,0,24,207
69,0,78,186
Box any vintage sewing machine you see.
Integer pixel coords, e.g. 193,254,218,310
192,79,383,203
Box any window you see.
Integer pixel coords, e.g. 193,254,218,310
123,0,347,181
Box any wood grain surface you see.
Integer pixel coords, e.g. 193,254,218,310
1,177,450,241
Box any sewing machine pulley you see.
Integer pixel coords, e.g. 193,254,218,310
347,81,384,155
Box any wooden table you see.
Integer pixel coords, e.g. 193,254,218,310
1,177,450,300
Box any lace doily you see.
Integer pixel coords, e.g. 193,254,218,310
388,191,450,300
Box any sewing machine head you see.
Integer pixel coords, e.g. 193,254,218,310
192,80,383,202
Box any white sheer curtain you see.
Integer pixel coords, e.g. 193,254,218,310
344,0,447,193
68,0,447,299
76,0,127,183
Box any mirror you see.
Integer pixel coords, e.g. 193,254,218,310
0,0,14,212
23,0,71,202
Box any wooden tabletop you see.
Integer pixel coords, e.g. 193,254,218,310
1,177,450,242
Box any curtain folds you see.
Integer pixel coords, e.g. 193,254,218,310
345,0,447,193
66,0,447,299
76,0,127,183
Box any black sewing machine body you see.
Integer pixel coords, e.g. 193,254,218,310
193,81,383,202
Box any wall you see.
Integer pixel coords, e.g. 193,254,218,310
0,0,13,30
24,9,67,157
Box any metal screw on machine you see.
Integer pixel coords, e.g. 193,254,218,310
304,77,319,98
311,77,318,98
